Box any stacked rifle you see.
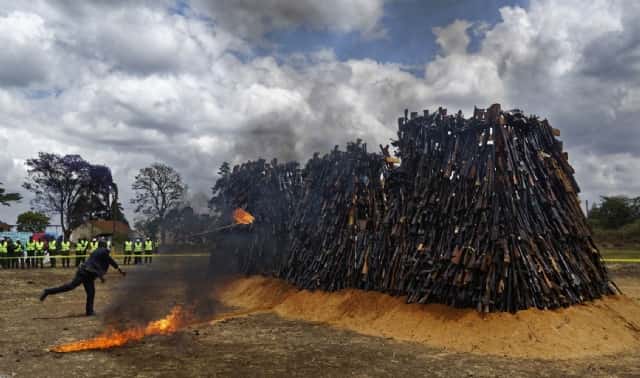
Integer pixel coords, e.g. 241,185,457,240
212,104,617,312
380,105,616,312
281,140,387,291
210,158,302,274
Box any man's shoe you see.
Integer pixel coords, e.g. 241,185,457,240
39,290,48,301
86,311,96,316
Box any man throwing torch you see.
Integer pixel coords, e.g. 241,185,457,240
39,240,126,316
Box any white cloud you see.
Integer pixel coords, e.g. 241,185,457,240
0,11,54,86
0,0,639,223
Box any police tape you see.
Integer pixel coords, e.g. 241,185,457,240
602,258,640,263
0,253,210,260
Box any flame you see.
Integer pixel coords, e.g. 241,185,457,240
50,306,188,353
233,208,255,225
384,156,400,164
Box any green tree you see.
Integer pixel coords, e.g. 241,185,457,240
589,196,636,229
16,211,50,233
131,163,186,243
133,217,161,239
0,182,21,206
22,153,116,238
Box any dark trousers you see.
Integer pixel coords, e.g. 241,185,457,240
144,252,152,263
49,251,56,268
26,252,34,268
134,252,142,265
0,254,7,268
12,253,21,269
123,252,131,265
36,253,44,268
45,268,97,315
75,254,85,267
61,252,70,268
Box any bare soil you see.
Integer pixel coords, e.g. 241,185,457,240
1,264,639,377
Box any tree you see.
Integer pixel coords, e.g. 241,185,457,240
589,196,637,229
162,206,213,244
69,167,125,229
209,161,231,212
133,217,161,239
131,163,185,243
16,211,50,233
22,153,116,238
0,182,21,206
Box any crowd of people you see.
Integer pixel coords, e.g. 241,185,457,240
0,236,156,269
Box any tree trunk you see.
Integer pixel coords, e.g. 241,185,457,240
60,211,66,239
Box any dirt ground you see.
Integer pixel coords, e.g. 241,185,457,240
1,263,640,377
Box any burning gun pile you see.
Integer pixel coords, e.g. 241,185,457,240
210,159,303,274
213,104,617,312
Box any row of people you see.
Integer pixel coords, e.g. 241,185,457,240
122,238,155,265
0,237,156,268
0,237,97,269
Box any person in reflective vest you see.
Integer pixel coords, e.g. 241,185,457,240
75,238,87,267
35,239,45,268
123,240,133,265
26,237,36,268
7,238,17,268
144,238,154,264
133,239,143,265
14,240,24,269
0,238,8,269
89,238,99,253
60,239,71,268
48,238,58,268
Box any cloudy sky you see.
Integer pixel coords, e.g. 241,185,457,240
0,0,639,225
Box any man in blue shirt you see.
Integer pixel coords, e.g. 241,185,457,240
39,241,126,316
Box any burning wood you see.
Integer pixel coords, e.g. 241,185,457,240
50,306,189,353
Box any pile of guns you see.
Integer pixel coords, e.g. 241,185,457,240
281,140,387,291
210,158,303,274
212,104,617,312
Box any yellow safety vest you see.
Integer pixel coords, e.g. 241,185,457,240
35,241,45,252
49,240,57,251
14,242,23,253
144,241,153,251
134,242,143,252
124,241,133,252
0,241,7,254
90,241,99,251
61,241,71,252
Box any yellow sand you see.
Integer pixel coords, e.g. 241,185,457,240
216,276,640,360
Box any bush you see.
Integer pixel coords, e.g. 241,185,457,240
593,219,640,247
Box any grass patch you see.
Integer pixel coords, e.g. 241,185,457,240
599,248,640,260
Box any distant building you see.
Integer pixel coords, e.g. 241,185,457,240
70,220,131,241
0,222,11,232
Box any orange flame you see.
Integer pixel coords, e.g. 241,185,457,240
50,306,188,353
233,208,255,225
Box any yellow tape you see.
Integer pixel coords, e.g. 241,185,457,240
2,255,638,262
602,258,640,263
0,253,209,260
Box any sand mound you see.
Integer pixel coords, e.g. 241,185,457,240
216,276,640,360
